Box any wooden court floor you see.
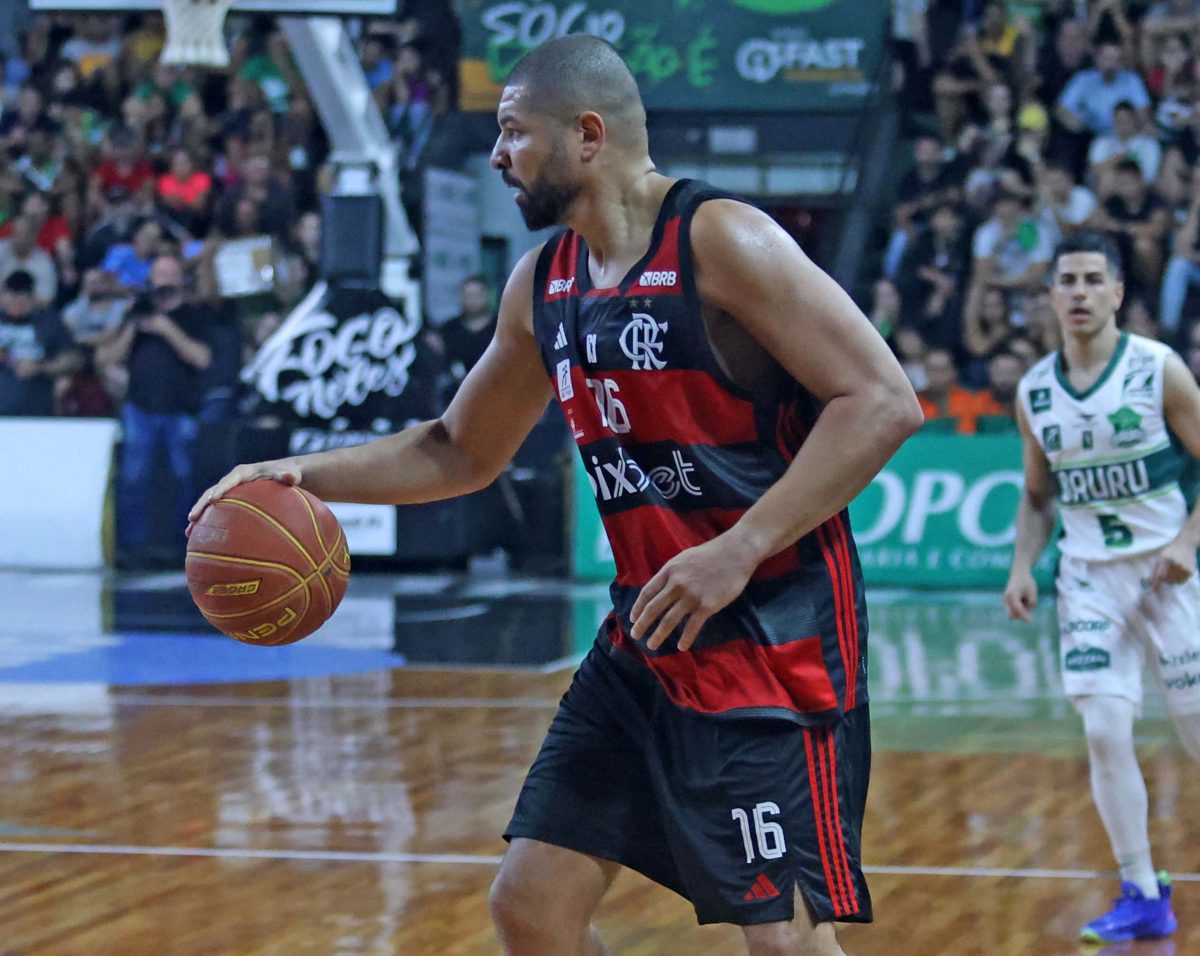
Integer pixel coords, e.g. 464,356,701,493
0,575,1197,955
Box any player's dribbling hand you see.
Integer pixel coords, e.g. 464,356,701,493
629,534,758,652
1149,537,1198,592
186,461,302,534
1003,570,1038,623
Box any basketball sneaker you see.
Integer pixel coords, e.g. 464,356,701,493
1080,873,1177,943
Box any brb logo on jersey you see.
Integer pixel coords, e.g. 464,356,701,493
620,313,668,370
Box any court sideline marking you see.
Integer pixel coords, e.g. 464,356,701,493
0,841,1197,884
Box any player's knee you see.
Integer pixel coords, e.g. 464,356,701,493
487,871,539,942
1075,697,1135,763
488,868,580,948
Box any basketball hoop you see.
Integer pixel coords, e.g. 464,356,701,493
160,0,237,67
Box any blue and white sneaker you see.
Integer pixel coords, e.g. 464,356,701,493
1080,873,1177,943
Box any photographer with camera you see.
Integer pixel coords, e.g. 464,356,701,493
104,254,212,567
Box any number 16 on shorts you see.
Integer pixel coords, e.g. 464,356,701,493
732,802,787,863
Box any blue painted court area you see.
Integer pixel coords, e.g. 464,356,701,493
0,631,405,687
0,570,407,688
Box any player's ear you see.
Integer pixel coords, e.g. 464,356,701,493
577,111,604,162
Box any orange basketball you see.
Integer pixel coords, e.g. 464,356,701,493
185,480,351,645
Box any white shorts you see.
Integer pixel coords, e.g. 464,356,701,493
1057,552,1200,715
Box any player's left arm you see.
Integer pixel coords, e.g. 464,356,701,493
631,199,924,650
1153,352,1200,588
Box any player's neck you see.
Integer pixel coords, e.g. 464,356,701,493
570,167,673,278
1062,321,1122,372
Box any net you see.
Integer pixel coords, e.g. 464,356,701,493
160,0,237,67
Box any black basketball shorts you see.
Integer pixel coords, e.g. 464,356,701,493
504,641,873,927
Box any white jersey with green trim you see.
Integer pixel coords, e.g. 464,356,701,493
1018,332,1187,561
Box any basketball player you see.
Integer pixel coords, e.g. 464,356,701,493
1005,232,1200,943
191,37,922,955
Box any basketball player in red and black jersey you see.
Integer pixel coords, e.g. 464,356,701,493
191,36,922,956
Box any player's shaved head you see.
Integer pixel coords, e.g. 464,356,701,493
504,35,646,149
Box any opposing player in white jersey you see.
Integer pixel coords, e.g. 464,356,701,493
1005,232,1200,944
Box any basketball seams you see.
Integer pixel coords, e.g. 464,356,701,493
221,496,339,615
288,487,339,610
292,486,329,554
187,484,349,645
222,497,320,571
187,550,305,582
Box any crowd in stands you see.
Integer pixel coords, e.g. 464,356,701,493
0,2,464,564
883,0,1200,433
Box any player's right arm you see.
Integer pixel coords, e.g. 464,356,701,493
1004,401,1056,622
188,246,552,522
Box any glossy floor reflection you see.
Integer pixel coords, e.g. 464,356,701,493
0,570,1194,955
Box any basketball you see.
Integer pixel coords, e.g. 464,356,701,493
186,480,351,645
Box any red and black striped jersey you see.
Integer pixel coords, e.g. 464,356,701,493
532,179,866,724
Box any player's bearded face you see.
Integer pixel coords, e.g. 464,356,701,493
505,139,581,231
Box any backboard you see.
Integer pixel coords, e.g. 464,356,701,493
30,1,396,13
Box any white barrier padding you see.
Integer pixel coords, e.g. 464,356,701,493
0,418,118,570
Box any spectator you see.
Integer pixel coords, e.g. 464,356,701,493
1057,40,1150,137
1003,331,1042,370
61,268,129,347
867,277,902,340
427,274,497,408
1139,0,1200,62
1095,157,1171,292
0,85,45,154
101,217,164,292
0,191,76,291
1121,293,1162,340
933,1,1033,136
231,17,299,114
14,118,65,194
959,81,1035,204
134,61,195,110
1159,164,1200,338
896,200,970,347
107,255,213,566
892,323,929,391
157,147,212,236
1144,32,1196,144
1024,288,1061,356
0,270,81,416
917,346,993,434
80,184,139,269
1087,101,1163,196
1034,160,1098,245
0,215,56,304
90,126,155,214
1035,16,1090,108
963,285,1014,381
361,34,394,90
884,135,961,277
969,188,1053,321
382,43,441,168
214,153,296,238
975,347,1023,431
60,15,121,80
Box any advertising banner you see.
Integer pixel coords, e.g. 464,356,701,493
241,280,428,559
571,433,1058,589
457,0,887,113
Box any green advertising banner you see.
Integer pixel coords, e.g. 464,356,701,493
456,0,887,112
570,433,1057,589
